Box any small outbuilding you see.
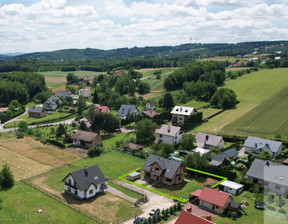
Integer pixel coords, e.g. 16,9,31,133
218,180,244,195
127,172,141,181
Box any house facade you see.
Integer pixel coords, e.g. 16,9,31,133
79,88,91,98
145,101,156,110
62,165,107,200
171,106,196,125
28,105,47,118
116,105,139,120
244,136,283,158
44,97,62,111
156,124,183,145
72,130,102,149
95,105,110,113
218,180,244,195
54,90,72,99
196,133,225,150
142,155,185,186
198,187,233,214
246,159,288,197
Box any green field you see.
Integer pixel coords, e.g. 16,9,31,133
41,70,103,77
0,182,97,224
193,68,288,139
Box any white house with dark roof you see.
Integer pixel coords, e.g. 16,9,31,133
196,133,225,150
246,159,288,197
244,136,283,158
145,101,156,111
79,88,91,98
44,97,62,111
62,165,107,200
156,124,183,145
116,105,139,120
171,106,197,125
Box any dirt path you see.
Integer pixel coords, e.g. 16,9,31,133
106,186,138,203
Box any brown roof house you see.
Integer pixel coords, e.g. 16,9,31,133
141,155,186,186
72,130,102,149
28,105,47,118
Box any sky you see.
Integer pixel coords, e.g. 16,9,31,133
0,0,288,53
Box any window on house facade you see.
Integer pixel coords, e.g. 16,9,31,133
275,185,281,190
89,189,93,194
166,178,172,182
155,167,159,171
216,206,219,209
159,134,162,138
179,117,182,120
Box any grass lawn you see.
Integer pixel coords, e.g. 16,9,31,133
41,70,103,78
193,68,288,136
0,182,97,224
197,56,249,63
108,182,143,200
183,100,209,109
139,68,179,78
213,191,265,224
197,107,222,119
102,133,126,149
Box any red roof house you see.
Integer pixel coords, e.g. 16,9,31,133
283,158,288,165
198,187,233,214
175,210,215,224
95,105,110,113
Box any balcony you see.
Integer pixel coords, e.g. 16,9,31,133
65,182,78,189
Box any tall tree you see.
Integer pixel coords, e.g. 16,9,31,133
180,134,196,151
163,92,174,110
77,95,86,115
136,119,157,144
0,164,14,188
56,123,66,138
92,89,99,104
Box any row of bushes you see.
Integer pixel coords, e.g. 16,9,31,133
30,113,75,126
0,106,25,123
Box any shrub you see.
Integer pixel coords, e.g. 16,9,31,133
279,208,286,214
0,164,14,189
88,147,104,157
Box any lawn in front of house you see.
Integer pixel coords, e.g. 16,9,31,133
0,181,97,224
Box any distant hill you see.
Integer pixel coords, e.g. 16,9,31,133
9,41,288,61
0,55,11,60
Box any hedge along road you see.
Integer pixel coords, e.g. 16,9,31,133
0,118,75,132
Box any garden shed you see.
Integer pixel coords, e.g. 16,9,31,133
218,180,244,195
127,172,141,181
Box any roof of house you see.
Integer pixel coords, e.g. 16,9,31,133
156,124,181,137
73,130,98,142
0,107,7,113
190,189,203,197
244,136,282,154
45,97,62,105
283,158,288,165
220,180,244,190
127,143,144,150
221,148,239,159
210,154,226,166
79,88,90,92
146,101,156,107
117,105,138,118
62,165,106,191
198,187,232,207
196,133,223,148
175,211,215,224
83,76,96,81
171,106,195,116
246,159,288,186
28,105,45,113
95,105,109,113
141,155,183,179
55,90,72,97
142,110,158,119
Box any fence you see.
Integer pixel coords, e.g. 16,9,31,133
21,164,142,224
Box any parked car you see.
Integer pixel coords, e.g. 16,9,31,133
149,208,160,216
133,217,144,224
254,203,265,209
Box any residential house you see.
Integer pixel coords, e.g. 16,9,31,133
83,76,96,86
145,101,156,110
141,155,185,186
282,158,288,166
126,143,144,153
72,130,102,149
197,187,233,214
62,165,107,200
218,180,244,195
142,110,158,119
156,124,183,145
0,107,7,114
243,136,283,158
28,105,47,118
95,105,110,113
54,90,72,99
79,88,91,98
246,159,288,196
116,105,139,120
221,148,239,160
175,210,215,224
44,97,62,111
196,133,225,150
209,154,228,167
171,106,197,125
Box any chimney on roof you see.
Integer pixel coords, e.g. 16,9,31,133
167,125,171,133
265,143,270,148
266,161,270,166
85,165,88,176
186,206,192,213
206,135,209,141
255,143,257,147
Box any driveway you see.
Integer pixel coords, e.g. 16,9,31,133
239,147,248,157
119,180,175,224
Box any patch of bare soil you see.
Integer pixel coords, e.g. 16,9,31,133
201,178,219,188
65,147,88,157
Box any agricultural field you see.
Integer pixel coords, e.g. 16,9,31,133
0,136,81,180
0,182,97,224
137,67,179,77
197,56,249,63
193,68,288,139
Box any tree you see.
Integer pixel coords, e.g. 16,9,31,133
180,134,196,151
0,164,14,188
18,121,28,133
136,119,157,144
278,196,285,208
56,123,66,138
163,92,174,109
8,100,21,112
88,147,104,157
210,88,237,109
77,95,86,115
79,120,88,131
259,150,272,160
158,144,175,158
92,89,99,104
66,73,79,83
138,81,150,94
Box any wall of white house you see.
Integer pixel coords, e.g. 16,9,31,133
267,182,288,196
73,139,80,146
157,131,182,145
86,184,100,199
218,140,225,150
